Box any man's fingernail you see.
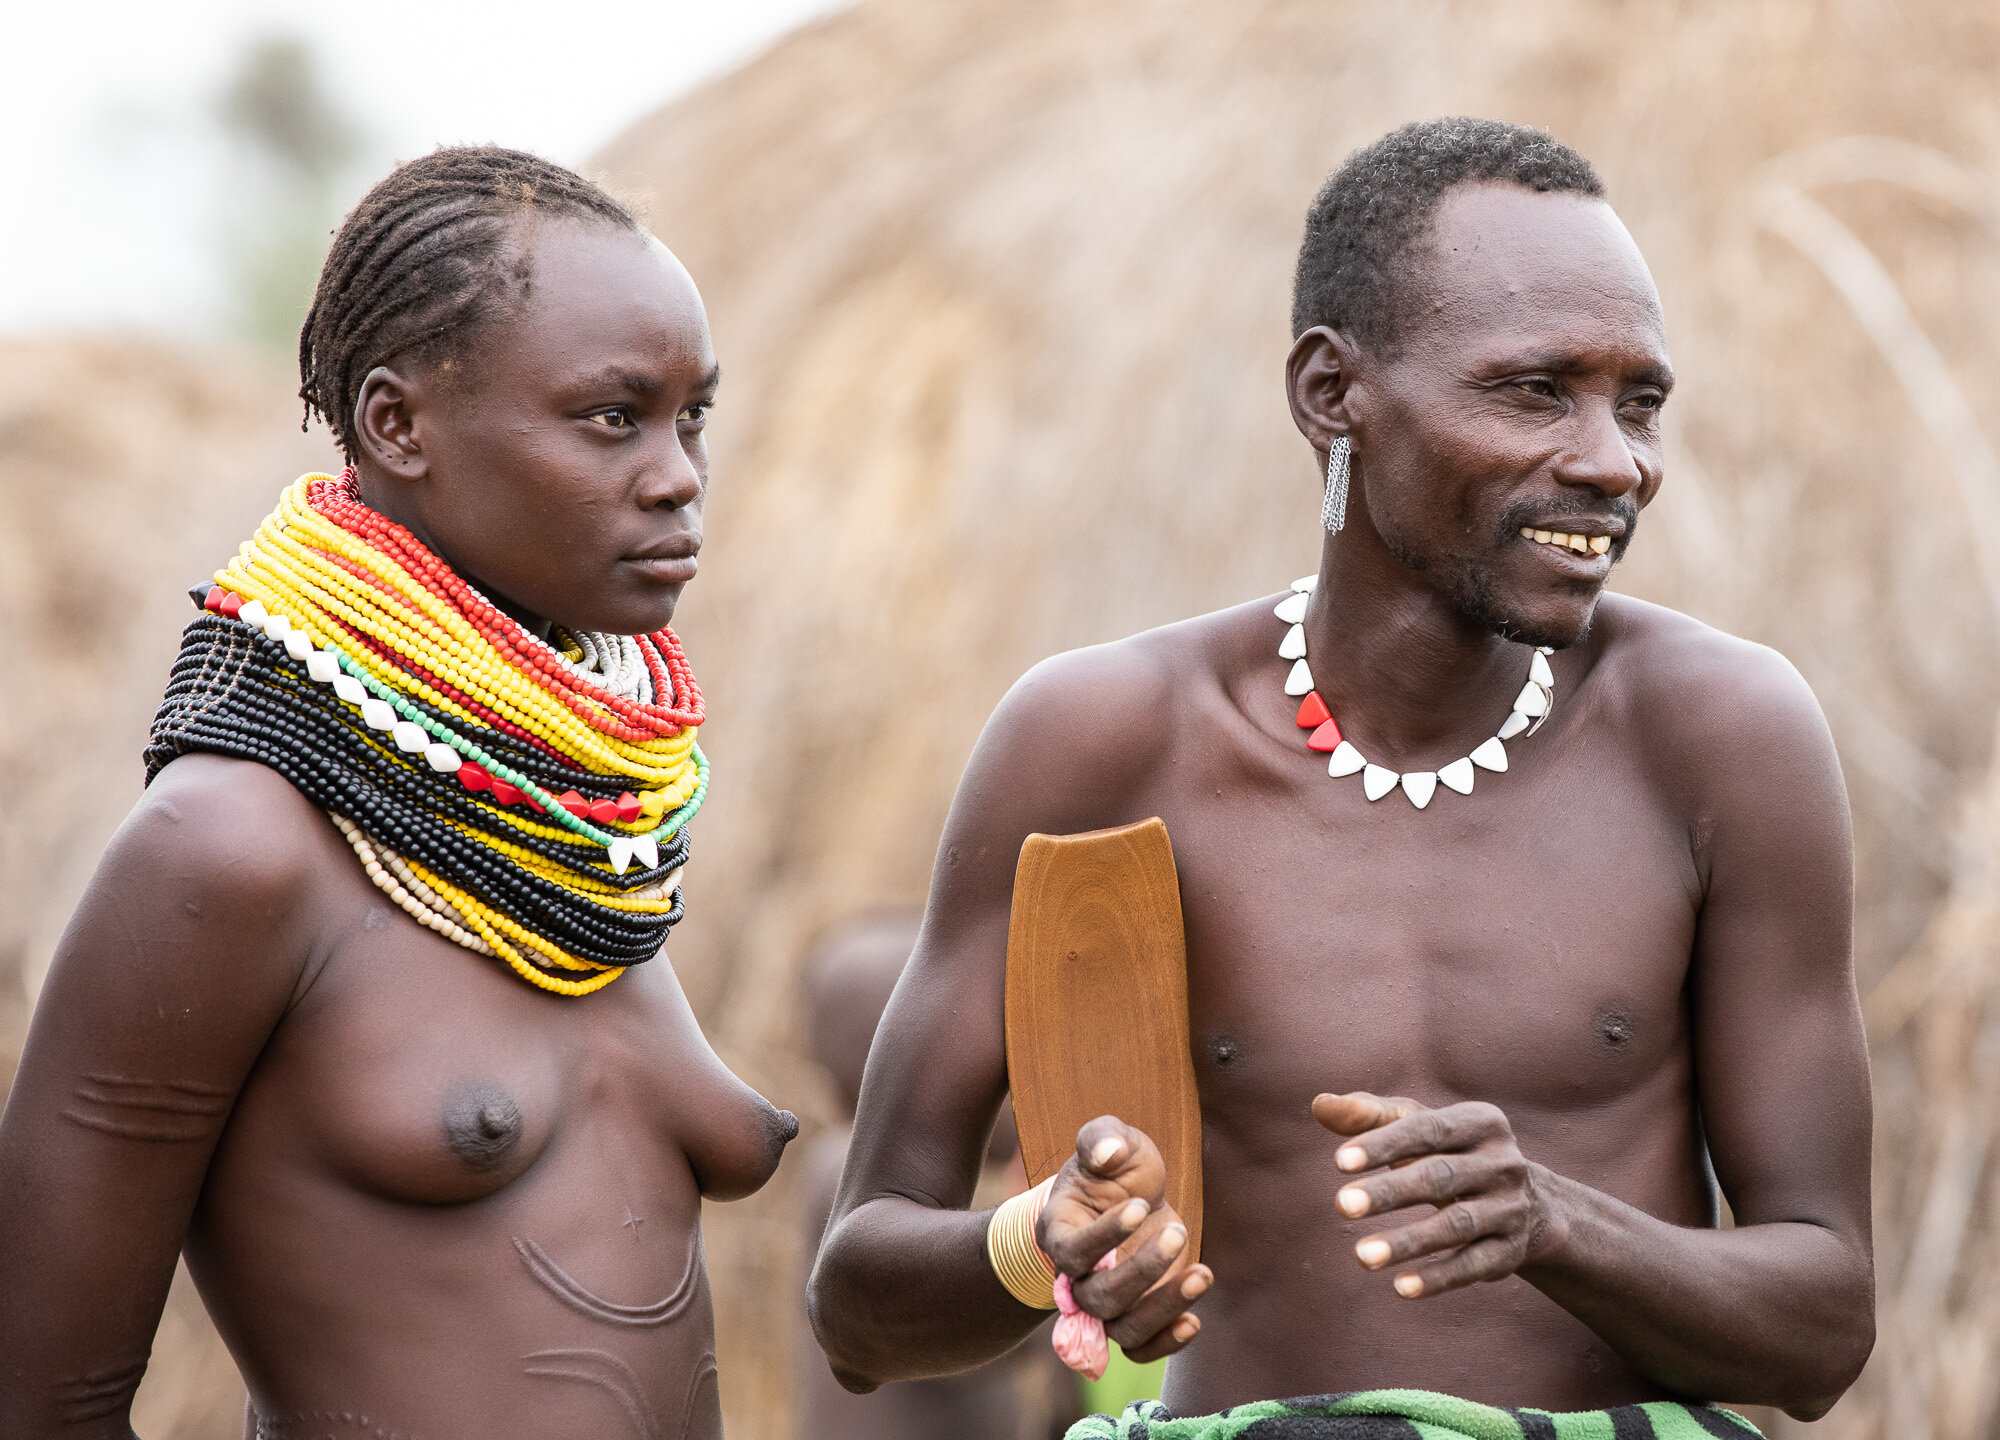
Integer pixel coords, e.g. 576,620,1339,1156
1174,1315,1200,1341
1336,1145,1367,1171
1337,1187,1370,1218
1355,1240,1391,1268
1158,1223,1187,1257
1091,1138,1123,1168
1119,1199,1149,1228
1394,1274,1424,1298
1181,1271,1209,1299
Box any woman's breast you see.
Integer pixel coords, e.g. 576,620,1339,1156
189,923,740,1439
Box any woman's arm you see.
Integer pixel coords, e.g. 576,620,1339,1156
0,758,320,1439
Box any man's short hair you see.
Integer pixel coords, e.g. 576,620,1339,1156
1290,117,1604,351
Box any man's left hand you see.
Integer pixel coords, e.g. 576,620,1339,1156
1311,1091,1570,1299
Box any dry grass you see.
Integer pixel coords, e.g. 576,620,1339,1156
2,1,1997,1436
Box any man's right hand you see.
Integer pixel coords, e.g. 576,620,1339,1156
1036,1115,1213,1363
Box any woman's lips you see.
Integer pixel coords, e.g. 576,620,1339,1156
623,554,699,584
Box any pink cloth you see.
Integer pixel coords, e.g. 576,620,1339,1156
1051,1249,1118,1380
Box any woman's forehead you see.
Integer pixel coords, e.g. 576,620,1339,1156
495,220,714,381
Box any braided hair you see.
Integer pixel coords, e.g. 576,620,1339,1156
300,146,638,459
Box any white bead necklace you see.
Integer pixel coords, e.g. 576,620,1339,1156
1276,575,1555,810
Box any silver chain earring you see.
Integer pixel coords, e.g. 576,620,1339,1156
1321,435,1351,534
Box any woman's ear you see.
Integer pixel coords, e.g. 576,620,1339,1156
1284,325,1360,455
354,366,429,480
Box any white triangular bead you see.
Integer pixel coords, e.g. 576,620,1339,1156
1327,740,1366,777
1530,651,1554,689
633,834,660,870
333,674,367,705
1279,623,1308,660
1284,658,1314,696
1514,682,1550,717
1497,710,1531,740
1470,737,1509,772
391,721,429,753
306,651,340,683
1401,771,1438,808
424,743,462,773
1362,764,1400,801
1438,756,1476,794
360,698,396,730
237,599,268,628
283,628,313,660
1291,575,1317,593
607,837,637,875
263,613,291,641
1536,645,1553,655
1274,591,1309,624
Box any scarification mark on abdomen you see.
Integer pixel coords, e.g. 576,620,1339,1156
678,1352,718,1440
61,1073,231,1143
514,1228,701,1326
253,1407,415,1439
522,1348,658,1440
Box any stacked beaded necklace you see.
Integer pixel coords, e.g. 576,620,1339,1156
144,471,707,995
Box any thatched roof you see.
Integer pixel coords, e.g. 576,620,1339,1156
592,1,2000,1434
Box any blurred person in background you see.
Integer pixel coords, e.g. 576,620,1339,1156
0,146,794,1440
812,117,1873,1438
795,914,1083,1440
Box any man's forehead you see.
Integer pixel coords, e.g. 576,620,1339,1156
1408,183,1665,351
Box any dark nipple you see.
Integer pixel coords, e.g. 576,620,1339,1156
443,1083,524,1171
1208,1034,1244,1068
1597,1008,1636,1049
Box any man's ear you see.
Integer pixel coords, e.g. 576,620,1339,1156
1284,325,1361,455
354,366,429,480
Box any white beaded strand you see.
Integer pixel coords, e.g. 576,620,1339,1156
1278,577,1554,809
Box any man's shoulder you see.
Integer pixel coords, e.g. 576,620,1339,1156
969,598,1273,821
998,598,1269,740
1590,594,1833,782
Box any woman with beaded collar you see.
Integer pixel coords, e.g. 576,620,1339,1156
0,148,795,1439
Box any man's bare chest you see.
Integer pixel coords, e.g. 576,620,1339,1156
1137,739,1703,1147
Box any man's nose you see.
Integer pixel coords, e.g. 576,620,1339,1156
1553,398,1643,500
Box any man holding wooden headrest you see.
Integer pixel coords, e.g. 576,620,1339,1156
810,117,1873,1438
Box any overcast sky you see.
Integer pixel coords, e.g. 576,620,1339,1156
2,0,847,337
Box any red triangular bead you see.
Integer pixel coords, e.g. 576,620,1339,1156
615,792,642,824
1306,719,1343,752
218,591,243,618
203,585,224,612
558,790,589,818
489,780,524,805
588,798,619,823
457,762,492,792
1295,691,1331,729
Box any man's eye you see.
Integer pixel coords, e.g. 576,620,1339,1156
588,408,635,429
1515,378,1560,399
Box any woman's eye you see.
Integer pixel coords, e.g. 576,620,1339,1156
680,404,710,427
588,408,635,430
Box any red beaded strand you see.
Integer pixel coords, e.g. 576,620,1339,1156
308,471,704,738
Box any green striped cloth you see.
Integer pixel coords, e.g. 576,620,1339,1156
1065,1389,1763,1439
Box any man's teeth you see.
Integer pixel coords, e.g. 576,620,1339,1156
1520,527,1611,556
